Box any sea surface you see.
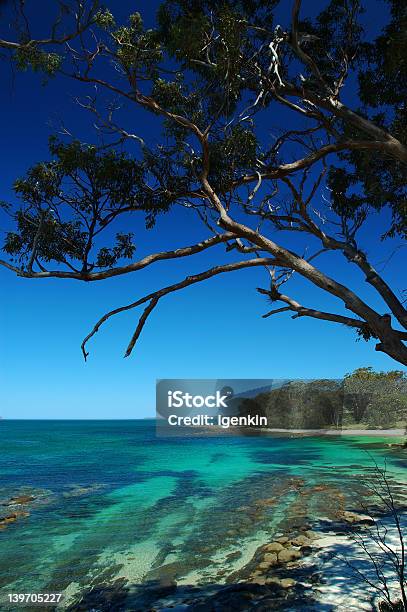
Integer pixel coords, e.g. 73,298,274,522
0,420,406,610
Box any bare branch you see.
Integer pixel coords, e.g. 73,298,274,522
81,256,279,359
258,286,366,329
290,0,331,92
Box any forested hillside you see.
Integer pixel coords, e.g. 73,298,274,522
235,369,407,430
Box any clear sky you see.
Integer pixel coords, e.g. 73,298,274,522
0,0,404,419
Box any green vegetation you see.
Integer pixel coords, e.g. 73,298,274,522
236,368,407,430
0,1,406,364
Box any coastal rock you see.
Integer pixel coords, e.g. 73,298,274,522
0,511,28,529
304,530,319,540
265,577,281,586
0,513,17,524
278,548,301,563
257,562,270,571
275,536,289,544
226,551,242,563
341,511,375,525
262,552,278,566
7,495,35,505
290,535,311,547
251,576,267,585
264,542,284,553
280,578,296,589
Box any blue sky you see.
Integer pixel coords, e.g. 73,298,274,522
0,0,404,419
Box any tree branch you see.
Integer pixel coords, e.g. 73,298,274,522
0,233,236,281
81,256,279,359
259,287,365,329
290,0,330,92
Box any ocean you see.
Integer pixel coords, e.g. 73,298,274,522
0,420,405,610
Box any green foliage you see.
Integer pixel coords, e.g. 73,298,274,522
4,210,87,264
3,0,406,289
1,138,183,270
236,370,406,430
208,125,259,190
14,45,62,75
343,367,407,426
112,12,162,75
156,0,405,238
96,233,136,268
94,8,116,30
237,379,344,429
327,0,407,239
7,1,405,241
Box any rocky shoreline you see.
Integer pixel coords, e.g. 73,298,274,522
0,494,35,530
68,507,399,611
2,463,406,611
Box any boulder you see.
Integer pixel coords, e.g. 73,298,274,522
342,511,375,525
257,562,270,571
265,577,281,586
278,548,301,563
264,542,284,553
226,551,242,563
0,513,17,524
304,530,319,540
275,536,289,544
263,553,278,565
290,535,311,547
280,578,296,589
251,576,267,585
7,495,35,505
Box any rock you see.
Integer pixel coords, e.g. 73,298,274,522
278,548,301,563
144,561,184,589
280,578,296,589
250,571,263,579
0,513,17,524
300,545,313,555
304,530,318,540
226,551,242,563
257,562,270,571
265,577,281,586
264,542,284,553
251,576,267,585
342,511,375,525
275,536,289,544
299,523,312,531
7,495,35,505
290,535,311,547
263,552,278,565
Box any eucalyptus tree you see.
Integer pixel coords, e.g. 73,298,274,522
0,0,406,364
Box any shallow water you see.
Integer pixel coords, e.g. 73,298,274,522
0,420,405,609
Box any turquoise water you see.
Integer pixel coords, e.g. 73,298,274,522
0,420,405,609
